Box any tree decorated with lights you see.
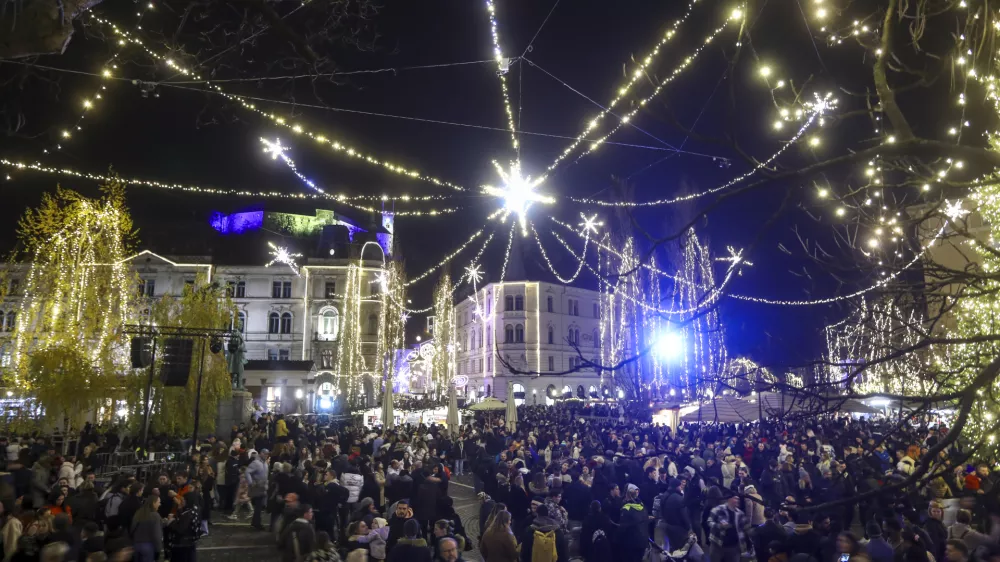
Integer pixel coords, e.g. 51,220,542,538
5,182,136,432
336,263,367,404
663,228,728,399
431,272,456,394
375,260,408,393
132,277,235,436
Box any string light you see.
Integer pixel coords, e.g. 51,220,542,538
570,93,835,207
261,137,326,194
531,223,589,284
89,14,467,193
0,159,460,216
540,0,712,173
404,229,488,287
545,7,745,175
484,0,518,152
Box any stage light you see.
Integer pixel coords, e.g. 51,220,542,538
320,397,332,409
654,332,684,360
295,388,304,399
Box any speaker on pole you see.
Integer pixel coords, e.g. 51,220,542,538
130,337,153,368
159,338,194,386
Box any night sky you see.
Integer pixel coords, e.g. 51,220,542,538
0,0,878,369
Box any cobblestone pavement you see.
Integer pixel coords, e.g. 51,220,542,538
197,473,483,562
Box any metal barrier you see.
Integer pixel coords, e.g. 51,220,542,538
97,461,189,484
94,451,186,476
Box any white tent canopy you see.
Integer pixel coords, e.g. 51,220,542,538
468,397,506,411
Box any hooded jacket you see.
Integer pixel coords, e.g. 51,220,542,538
519,516,567,562
388,537,432,562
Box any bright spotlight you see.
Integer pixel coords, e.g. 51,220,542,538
295,388,304,399
320,397,332,409
654,332,684,360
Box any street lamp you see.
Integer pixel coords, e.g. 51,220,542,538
654,331,684,360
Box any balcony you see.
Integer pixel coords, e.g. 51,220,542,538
246,331,299,342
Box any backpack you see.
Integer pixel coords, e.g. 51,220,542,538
532,529,558,562
104,492,123,518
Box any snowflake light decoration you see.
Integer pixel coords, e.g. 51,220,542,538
717,246,753,273
265,242,303,275
373,270,390,293
483,159,554,236
262,138,287,160
464,264,484,285
578,213,603,235
943,199,970,222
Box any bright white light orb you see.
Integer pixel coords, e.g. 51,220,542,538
654,332,684,360
320,397,332,409
295,388,304,399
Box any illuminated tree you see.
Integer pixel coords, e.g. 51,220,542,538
432,272,456,394
5,182,136,433
376,260,407,393
336,263,366,405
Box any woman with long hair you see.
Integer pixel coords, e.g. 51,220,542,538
479,510,518,562
130,496,164,562
506,474,530,536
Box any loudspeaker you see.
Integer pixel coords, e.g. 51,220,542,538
130,337,153,368
159,338,194,386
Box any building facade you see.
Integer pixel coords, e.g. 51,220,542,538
452,280,613,405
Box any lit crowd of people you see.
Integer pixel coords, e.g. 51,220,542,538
0,402,995,562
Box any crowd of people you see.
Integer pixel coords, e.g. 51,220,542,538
0,402,994,562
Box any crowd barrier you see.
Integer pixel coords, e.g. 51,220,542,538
93,451,186,476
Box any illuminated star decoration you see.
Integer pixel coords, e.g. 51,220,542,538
483,159,554,236
578,212,603,235
401,312,410,324
717,246,753,274
943,199,970,222
373,270,390,293
265,242,303,275
465,264,484,285
260,137,326,194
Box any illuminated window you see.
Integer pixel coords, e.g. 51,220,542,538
319,308,339,341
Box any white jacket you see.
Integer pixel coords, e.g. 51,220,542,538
58,461,78,489
342,472,364,504
5,444,19,462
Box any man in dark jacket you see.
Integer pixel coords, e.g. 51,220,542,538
661,479,692,551
785,512,823,561
222,450,241,512
751,509,787,562
758,460,785,508
278,504,316,562
413,473,442,534
520,504,568,562
389,519,432,562
563,474,591,523
388,499,417,549
617,484,649,562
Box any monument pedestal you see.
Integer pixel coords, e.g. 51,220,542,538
216,390,254,435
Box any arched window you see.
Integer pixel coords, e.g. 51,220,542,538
547,326,554,344
268,312,280,334
567,327,574,345
577,385,586,399
4,310,15,331
575,329,581,345
504,324,514,343
504,295,514,311
547,296,553,312
280,312,293,334
514,295,524,310
368,314,378,335
589,385,598,398
561,385,572,398
319,308,340,341
321,349,333,369
515,324,524,343
592,329,599,348
486,295,491,315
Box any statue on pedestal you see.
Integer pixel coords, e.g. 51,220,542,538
227,333,248,390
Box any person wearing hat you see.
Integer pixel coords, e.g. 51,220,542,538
863,521,893,562
388,519,431,562
617,484,650,562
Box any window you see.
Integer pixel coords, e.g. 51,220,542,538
265,386,281,411
547,296,553,313
575,329,581,345
593,303,599,318
514,295,524,311
504,324,514,343
138,279,155,297
267,348,278,361
7,279,18,295
0,344,9,367
325,281,337,298
593,329,599,348
548,356,554,372
3,310,15,332
568,327,575,345
504,295,514,311
272,281,292,298
232,311,246,333
515,324,524,343
321,349,333,369
478,359,483,372
319,308,340,341
573,300,579,316
226,281,245,298
547,326,554,344
486,296,491,315
184,279,195,289
569,357,578,370
278,349,290,361
280,312,293,334
368,314,378,335
487,355,492,372
268,312,280,334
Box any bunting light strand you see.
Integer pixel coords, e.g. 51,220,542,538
530,222,589,284
569,93,836,207
0,159,461,216
89,14,467,193
484,0,519,152
544,8,745,177
404,229,489,287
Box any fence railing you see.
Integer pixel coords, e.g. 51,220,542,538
93,451,186,476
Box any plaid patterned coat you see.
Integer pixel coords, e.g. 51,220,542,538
707,503,752,556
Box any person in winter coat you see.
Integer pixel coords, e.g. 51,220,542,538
304,532,340,562
785,512,823,562
743,485,766,526
278,504,316,562
165,494,201,562
480,510,518,562
616,484,648,562
413,474,442,533
580,501,615,562
707,495,751,562
519,504,568,562
57,459,78,490
356,517,389,562
388,520,431,562
661,478,691,551
247,451,269,530
65,482,98,527
387,499,416,549
131,496,164,562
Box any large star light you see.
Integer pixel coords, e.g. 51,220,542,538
265,242,303,275
483,160,554,236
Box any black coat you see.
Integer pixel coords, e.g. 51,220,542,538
388,538,432,562
413,478,441,523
